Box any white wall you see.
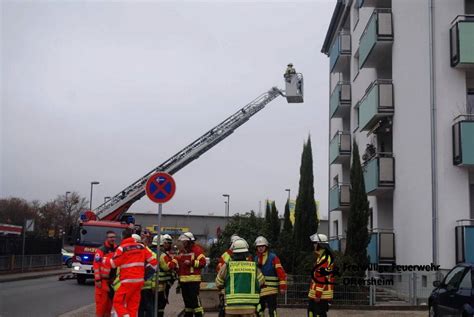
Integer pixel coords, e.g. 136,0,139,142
391,0,433,266
432,0,470,269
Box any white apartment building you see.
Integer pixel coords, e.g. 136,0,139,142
322,0,474,270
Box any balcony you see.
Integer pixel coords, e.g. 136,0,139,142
357,0,391,8
363,153,395,195
330,82,351,118
367,229,396,264
359,9,393,69
450,16,474,68
357,80,394,131
455,220,474,263
453,116,474,166
329,132,351,164
330,32,351,73
329,184,350,211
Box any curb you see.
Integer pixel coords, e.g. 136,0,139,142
0,269,70,283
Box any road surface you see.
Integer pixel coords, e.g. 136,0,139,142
0,275,94,317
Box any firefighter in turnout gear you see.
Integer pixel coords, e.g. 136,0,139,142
308,233,335,317
177,232,207,317
106,228,158,317
93,230,117,317
216,238,265,316
217,234,241,317
132,234,155,317
254,236,287,317
154,234,179,317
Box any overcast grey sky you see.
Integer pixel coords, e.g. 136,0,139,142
1,0,333,219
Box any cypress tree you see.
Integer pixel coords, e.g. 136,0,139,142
282,199,293,234
277,199,294,273
264,201,271,240
344,140,370,277
270,201,280,245
293,136,319,253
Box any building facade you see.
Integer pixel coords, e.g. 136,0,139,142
322,0,474,270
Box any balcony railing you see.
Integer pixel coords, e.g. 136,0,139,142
357,79,394,131
329,132,351,164
357,0,391,8
453,115,474,166
455,219,474,264
329,235,346,253
363,153,395,195
359,9,393,69
330,82,351,118
450,15,474,68
330,32,351,73
367,229,395,264
329,183,350,211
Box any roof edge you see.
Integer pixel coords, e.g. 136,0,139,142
321,0,344,55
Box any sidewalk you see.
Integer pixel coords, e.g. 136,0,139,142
60,284,427,317
60,285,189,317
0,267,70,283
61,306,426,317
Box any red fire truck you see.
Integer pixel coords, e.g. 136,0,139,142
71,69,303,284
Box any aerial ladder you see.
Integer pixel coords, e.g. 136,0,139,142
93,69,304,221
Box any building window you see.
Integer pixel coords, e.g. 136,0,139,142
467,90,474,114
334,220,339,237
422,275,427,288
369,208,373,230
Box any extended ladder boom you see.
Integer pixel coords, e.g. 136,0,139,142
95,87,284,220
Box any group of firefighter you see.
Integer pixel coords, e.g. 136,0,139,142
93,227,334,317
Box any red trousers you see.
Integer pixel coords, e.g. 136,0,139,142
95,284,113,317
113,282,144,317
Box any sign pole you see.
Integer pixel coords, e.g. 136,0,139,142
145,172,175,317
21,219,26,272
154,203,163,317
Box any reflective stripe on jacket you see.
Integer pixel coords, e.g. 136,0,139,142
255,251,287,296
108,237,157,283
216,259,265,314
93,243,115,282
177,244,206,283
308,249,335,301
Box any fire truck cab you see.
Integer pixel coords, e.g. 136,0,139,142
72,220,129,284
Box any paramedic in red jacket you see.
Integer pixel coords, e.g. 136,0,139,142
107,228,157,317
93,231,117,317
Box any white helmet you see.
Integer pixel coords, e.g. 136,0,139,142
132,234,142,243
178,232,195,241
152,235,159,246
230,234,241,243
310,233,328,244
231,238,249,253
160,234,173,246
255,236,269,247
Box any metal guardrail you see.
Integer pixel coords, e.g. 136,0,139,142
199,272,443,306
0,254,62,272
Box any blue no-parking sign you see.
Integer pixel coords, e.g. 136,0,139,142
145,172,176,204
